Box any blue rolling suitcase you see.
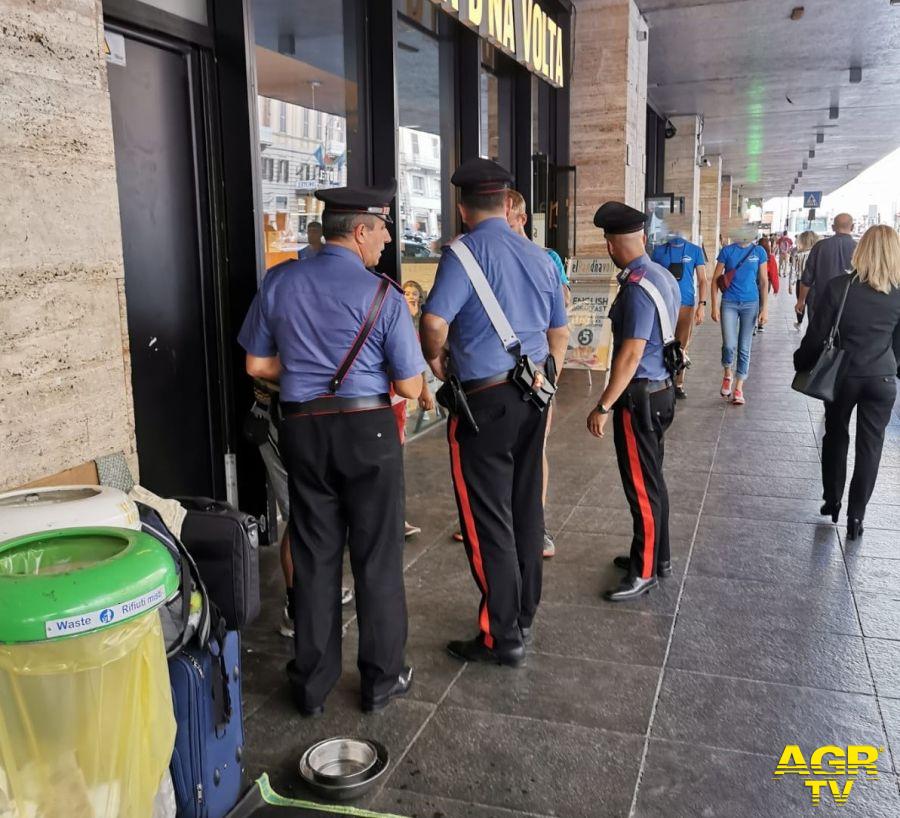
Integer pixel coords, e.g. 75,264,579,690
169,629,246,818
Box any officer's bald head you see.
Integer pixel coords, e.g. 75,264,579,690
605,228,647,269
833,213,854,234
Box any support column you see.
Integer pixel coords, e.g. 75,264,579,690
570,0,648,256
699,155,722,258
719,174,732,245
662,114,700,244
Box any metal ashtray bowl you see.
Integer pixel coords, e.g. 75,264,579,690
307,737,378,785
298,738,390,801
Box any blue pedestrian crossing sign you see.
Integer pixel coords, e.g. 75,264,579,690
803,191,822,208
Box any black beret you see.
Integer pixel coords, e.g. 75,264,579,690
593,201,647,234
316,182,396,223
450,157,514,193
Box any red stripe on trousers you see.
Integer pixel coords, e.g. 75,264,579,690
622,409,655,579
448,417,494,648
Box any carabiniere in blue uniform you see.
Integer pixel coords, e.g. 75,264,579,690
238,182,424,716
421,158,568,667
587,201,680,602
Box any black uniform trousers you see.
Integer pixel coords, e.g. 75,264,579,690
447,383,548,652
613,385,676,579
280,406,407,709
822,375,897,520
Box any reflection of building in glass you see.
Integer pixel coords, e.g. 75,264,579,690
257,95,347,240
398,126,442,242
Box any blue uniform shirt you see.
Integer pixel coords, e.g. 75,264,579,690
651,239,705,307
609,254,681,382
423,217,568,381
717,243,767,303
238,245,426,402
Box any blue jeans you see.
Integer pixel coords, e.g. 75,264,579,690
720,300,759,380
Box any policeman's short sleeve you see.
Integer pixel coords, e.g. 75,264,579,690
238,291,277,357
619,285,657,341
422,249,473,323
549,273,568,329
381,292,427,381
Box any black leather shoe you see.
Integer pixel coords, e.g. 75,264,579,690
362,666,414,713
604,575,658,602
613,555,672,578
447,637,525,667
847,518,864,541
299,704,325,718
820,501,842,523
520,626,534,647
674,386,687,400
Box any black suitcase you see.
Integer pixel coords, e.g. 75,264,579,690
177,497,261,630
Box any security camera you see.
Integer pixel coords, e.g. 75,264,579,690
699,155,712,168
664,120,677,139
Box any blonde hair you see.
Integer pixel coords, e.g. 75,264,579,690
852,225,900,294
796,230,820,252
505,189,526,216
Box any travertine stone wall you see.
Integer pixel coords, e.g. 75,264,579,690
570,0,648,257
699,155,722,259
0,0,135,490
720,174,733,244
663,114,700,244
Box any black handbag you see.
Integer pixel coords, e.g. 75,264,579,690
791,274,854,402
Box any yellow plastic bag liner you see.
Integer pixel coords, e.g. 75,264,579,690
0,612,176,818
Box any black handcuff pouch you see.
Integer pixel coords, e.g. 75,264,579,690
511,352,557,411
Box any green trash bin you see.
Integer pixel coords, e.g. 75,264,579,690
0,527,179,818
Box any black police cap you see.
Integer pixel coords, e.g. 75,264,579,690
450,157,514,193
593,201,647,235
316,182,396,223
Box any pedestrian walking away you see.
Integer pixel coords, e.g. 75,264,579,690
586,202,681,602
797,213,856,321
238,183,424,716
794,225,900,542
421,158,569,667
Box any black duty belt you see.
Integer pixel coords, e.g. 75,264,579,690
461,370,514,394
281,394,391,417
632,378,673,394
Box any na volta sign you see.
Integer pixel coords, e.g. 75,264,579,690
428,0,565,88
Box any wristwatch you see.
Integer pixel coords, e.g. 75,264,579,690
699,300,708,306
596,402,610,415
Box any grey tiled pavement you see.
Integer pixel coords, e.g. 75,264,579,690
240,291,900,816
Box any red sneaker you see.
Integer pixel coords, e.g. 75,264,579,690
720,376,733,397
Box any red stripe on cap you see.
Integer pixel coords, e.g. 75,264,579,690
448,417,493,648
623,409,655,579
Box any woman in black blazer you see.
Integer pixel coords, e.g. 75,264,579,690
794,224,900,540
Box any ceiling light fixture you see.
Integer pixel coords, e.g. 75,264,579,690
830,105,839,120
790,6,805,20
809,149,815,158
849,66,862,83
802,160,808,169
817,132,825,144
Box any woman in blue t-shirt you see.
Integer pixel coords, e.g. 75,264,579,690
711,235,769,405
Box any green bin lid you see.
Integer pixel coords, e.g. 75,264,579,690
0,527,178,644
